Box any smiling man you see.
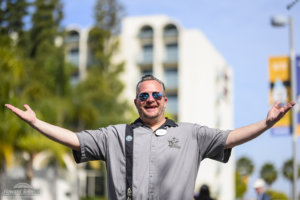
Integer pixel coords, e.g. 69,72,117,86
5,74,295,200
134,76,167,130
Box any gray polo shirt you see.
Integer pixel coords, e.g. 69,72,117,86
73,118,231,200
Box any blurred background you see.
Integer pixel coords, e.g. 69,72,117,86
0,0,300,199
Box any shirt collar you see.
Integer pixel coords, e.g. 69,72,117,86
130,117,178,129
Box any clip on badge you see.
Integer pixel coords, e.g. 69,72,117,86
155,129,167,136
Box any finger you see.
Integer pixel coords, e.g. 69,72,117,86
277,104,294,116
4,103,12,108
283,102,294,112
5,104,24,115
288,101,296,107
24,104,32,111
273,101,280,108
5,104,19,112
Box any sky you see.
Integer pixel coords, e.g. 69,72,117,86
62,0,300,198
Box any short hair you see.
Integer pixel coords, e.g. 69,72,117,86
136,74,166,98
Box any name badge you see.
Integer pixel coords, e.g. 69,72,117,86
155,129,167,136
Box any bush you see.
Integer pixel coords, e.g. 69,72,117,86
265,189,289,200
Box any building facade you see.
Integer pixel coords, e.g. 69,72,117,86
65,15,235,200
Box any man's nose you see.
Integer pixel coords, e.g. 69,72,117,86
146,94,155,102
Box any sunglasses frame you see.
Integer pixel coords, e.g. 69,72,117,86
138,92,163,101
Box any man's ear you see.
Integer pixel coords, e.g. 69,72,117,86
134,99,137,107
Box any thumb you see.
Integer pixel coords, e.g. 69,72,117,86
24,104,32,111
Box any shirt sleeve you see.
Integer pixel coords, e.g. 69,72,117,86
72,128,108,163
195,125,232,163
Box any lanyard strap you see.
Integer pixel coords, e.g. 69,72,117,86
125,124,134,200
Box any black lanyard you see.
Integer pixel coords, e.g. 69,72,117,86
125,124,134,200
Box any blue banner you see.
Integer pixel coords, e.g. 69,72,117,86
296,56,300,135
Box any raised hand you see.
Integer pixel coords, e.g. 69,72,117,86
5,104,37,125
5,103,80,150
266,101,296,127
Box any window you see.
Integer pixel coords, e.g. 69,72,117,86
141,68,153,76
66,31,79,43
166,93,178,116
67,48,79,66
164,68,178,89
163,24,178,37
165,43,178,62
139,25,153,38
86,175,105,197
142,44,153,63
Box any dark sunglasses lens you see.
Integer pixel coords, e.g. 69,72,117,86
152,92,162,100
139,93,149,101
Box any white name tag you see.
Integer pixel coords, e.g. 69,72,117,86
155,129,167,136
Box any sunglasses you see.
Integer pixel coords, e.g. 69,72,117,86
138,92,163,101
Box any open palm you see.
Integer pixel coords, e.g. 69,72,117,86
5,104,37,124
266,101,295,127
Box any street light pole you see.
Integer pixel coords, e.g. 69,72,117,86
288,16,298,200
271,15,298,200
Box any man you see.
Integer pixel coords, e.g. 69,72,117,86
254,179,271,200
5,75,295,200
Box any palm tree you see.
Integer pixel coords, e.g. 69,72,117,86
260,163,277,188
236,157,254,199
282,159,300,182
282,159,300,199
236,157,254,176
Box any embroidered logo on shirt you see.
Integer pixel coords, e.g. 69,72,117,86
168,137,181,149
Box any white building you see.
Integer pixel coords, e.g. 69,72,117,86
65,15,235,200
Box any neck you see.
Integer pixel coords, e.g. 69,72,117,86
141,117,166,130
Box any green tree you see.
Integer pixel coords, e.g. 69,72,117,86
0,36,32,198
28,0,68,99
0,0,4,32
29,0,63,58
282,159,300,200
17,0,70,183
71,0,132,130
265,189,289,200
2,0,28,38
235,157,254,199
260,163,277,188
94,0,124,33
282,159,300,182
235,171,247,199
0,44,27,172
0,0,29,47
236,157,254,176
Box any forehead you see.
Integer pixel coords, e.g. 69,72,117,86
138,80,163,93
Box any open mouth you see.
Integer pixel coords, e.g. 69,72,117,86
144,105,157,111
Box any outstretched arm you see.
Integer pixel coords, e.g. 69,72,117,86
225,101,295,149
5,104,80,151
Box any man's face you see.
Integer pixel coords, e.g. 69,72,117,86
255,187,264,194
134,80,167,121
